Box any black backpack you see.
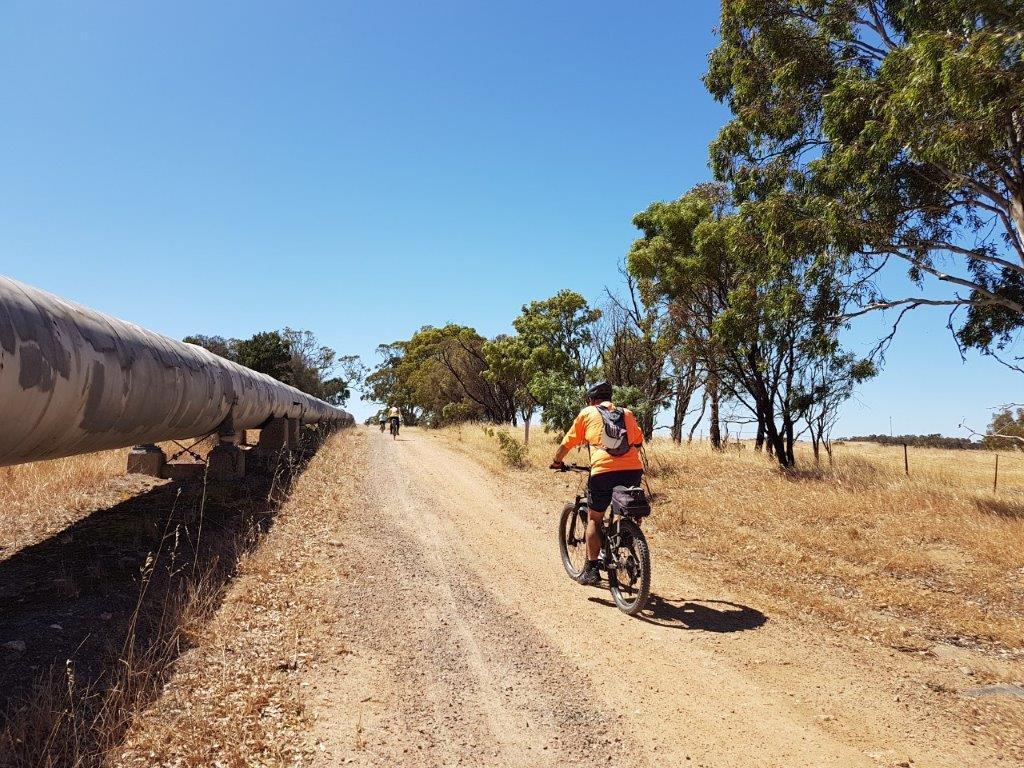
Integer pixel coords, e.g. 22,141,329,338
595,404,631,456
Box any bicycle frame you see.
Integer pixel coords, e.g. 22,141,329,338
557,462,652,615
566,493,630,573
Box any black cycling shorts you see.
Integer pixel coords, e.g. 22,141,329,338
587,470,643,513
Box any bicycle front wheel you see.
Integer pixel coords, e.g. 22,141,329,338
608,518,651,616
558,502,587,580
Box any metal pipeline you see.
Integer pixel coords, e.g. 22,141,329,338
0,275,353,467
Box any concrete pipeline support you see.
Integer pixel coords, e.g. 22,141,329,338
0,275,353,469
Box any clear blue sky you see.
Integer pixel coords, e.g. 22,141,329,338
1,1,1017,434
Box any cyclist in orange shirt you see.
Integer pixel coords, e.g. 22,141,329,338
550,381,644,586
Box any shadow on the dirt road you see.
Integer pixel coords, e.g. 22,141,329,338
589,594,767,632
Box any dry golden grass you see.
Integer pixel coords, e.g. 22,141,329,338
0,432,256,551
440,423,1024,661
0,489,235,768
0,428,349,768
835,439,1024,494
112,430,363,767
0,450,126,551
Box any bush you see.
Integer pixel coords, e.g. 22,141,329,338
495,431,527,468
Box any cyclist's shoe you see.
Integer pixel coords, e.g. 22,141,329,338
578,560,601,586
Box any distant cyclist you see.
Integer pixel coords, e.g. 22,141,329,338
378,413,387,432
550,381,644,586
388,406,401,438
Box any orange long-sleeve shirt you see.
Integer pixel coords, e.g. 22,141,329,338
560,402,644,475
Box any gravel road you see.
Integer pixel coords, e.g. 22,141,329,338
307,430,1011,768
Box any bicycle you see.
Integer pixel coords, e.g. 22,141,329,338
389,418,400,439
555,464,652,616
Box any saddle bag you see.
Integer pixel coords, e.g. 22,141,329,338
611,485,651,518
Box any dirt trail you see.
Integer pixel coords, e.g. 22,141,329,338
308,430,1011,768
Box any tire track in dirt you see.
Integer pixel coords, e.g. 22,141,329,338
309,433,639,766
308,430,1010,768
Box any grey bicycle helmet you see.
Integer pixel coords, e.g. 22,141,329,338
586,380,613,401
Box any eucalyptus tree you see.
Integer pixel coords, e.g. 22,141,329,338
629,184,871,467
628,184,734,450
706,0,1024,367
482,334,539,443
598,272,678,438
364,326,517,426
509,290,603,432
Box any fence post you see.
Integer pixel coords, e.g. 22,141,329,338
994,453,999,493
903,443,909,476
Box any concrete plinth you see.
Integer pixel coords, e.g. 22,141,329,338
287,418,300,446
207,443,246,479
258,417,290,451
127,444,166,477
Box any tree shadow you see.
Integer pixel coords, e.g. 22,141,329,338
588,594,768,633
0,438,324,760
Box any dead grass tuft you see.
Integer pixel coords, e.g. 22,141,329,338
0,428,350,768
112,430,364,767
0,451,126,552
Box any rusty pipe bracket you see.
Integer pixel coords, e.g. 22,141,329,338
168,435,211,463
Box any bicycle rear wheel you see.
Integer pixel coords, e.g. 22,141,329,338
608,518,651,616
558,502,588,580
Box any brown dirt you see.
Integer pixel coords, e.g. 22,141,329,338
305,429,1019,768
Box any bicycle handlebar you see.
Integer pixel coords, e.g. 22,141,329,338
554,463,590,473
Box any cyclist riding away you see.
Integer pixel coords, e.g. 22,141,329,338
378,413,387,432
550,381,644,586
388,406,401,437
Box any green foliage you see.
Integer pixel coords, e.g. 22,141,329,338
505,290,601,431
495,430,528,468
235,331,293,382
627,182,867,466
320,377,350,407
482,334,538,422
365,291,603,434
364,342,419,424
706,0,1024,360
183,334,236,360
611,384,653,433
599,276,678,437
513,289,601,388
365,325,516,427
439,401,481,426
984,408,1024,450
529,370,584,434
186,329,360,406
796,352,877,459
846,434,982,451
